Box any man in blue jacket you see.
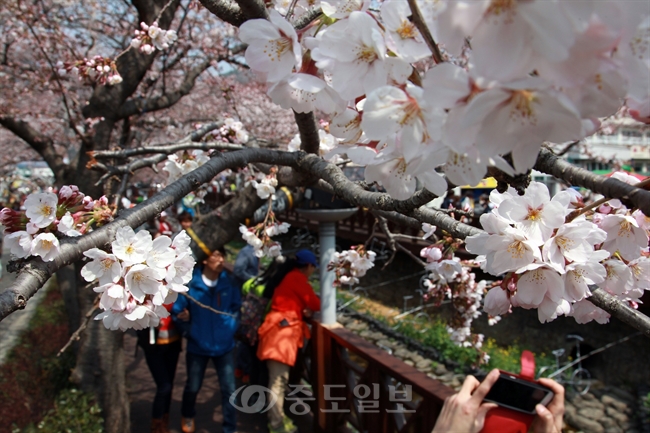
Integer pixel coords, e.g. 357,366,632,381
173,246,241,433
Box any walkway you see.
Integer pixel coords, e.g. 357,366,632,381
126,332,312,433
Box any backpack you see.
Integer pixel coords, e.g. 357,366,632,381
236,278,269,345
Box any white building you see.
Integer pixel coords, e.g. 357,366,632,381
567,117,650,175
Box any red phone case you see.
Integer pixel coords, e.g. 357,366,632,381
480,350,537,433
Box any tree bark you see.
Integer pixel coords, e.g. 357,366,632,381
70,281,128,432
190,184,264,262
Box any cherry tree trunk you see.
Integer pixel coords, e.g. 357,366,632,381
70,280,129,433
191,184,265,261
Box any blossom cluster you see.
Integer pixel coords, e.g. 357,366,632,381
130,21,178,54
466,180,650,325
1,186,114,262
239,1,650,200
163,150,210,183
250,170,279,200
328,245,376,287
420,236,488,363
57,56,123,86
239,219,290,259
213,118,250,144
83,227,195,331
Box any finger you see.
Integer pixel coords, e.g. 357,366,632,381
472,403,498,433
537,378,564,430
537,378,565,412
458,375,480,398
470,369,500,402
533,404,557,433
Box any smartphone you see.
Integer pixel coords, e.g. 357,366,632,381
482,373,554,415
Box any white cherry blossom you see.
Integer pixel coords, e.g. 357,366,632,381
537,296,571,323
58,212,82,237
513,264,564,308
125,264,164,302
5,231,33,258
362,84,444,146
563,260,608,302
31,233,60,262
497,182,566,245
483,287,511,316
24,192,58,228
570,299,610,325
239,10,302,83
146,236,176,276
321,0,368,19
462,79,583,173
542,221,607,273
81,248,123,285
599,214,649,260
267,73,344,114
601,259,634,296
381,0,430,62
309,12,410,100
94,283,128,311
112,226,153,266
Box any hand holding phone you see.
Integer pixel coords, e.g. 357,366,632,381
482,373,554,415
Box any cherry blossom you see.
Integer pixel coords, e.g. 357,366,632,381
496,182,566,245
238,10,302,83
320,0,369,19
422,223,437,240
483,286,511,316
31,233,61,262
380,0,430,62
267,73,345,114
4,231,33,259
81,249,123,286
599,214,649,260
24,192,58,229
112,226,153,266
329,246,376,287
308,11,410,100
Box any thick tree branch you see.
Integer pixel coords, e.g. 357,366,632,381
233,0,268,20
534,147,650,216
0,149,297,322
0,116,69,180
198,0,246,26
588,287,650,338
294,111,320,155
3,148,649,338
117,59,212,119
293,6,322,29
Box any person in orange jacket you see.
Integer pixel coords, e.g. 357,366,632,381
257,249,321,433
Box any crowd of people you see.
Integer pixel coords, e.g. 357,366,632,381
136,208,322,433
136,212,565,433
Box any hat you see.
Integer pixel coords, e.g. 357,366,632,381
295,249,319,268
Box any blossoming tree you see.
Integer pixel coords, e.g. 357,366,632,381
1,0,650,430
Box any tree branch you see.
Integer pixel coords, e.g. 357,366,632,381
3,147,650,338
198,0,246,26
293,6,322,29
588,287,650,338
0,116,69,180
117,59,213,119
294,111,321,155
534,147,650,216
406,0,444,64
233,0,268,20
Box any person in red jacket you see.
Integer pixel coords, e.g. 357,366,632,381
257,249,321,433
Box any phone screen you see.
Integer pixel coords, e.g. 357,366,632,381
483,374,554,415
